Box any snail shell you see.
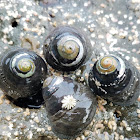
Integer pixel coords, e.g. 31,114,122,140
43,26,91,71
88,54,140,106
0,47,47,100
42,76,97,139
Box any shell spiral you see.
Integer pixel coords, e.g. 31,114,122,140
0,47,47,100
43,26,91,71
88,54,140,106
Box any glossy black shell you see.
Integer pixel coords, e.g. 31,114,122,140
0,47,47,100
43,26,91,71
42,76,97,139
88,55,140,106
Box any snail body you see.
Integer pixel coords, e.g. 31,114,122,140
43,26,91,71
0,47,47,100
42,76,97,139
88,54,140,106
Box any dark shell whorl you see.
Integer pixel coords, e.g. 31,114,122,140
42,76,97,139
0,47,47,100
43,26,91,71
88,54,140,106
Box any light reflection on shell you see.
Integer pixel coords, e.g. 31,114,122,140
42,76,97,139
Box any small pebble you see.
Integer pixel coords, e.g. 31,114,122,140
137,109,140,114
17,108,23,113
109,102,113,106
89,28,94,32
52,21,57,27
80,77,84,82
84,73,89,79
132,0,140,3
33,116,40,123
49,12,55,18
84,130,90,137
23,108,30,116
100,3,106,8
92,58,97,62
115,110,122,118
119,126,123,131
89,121,94,127
126,127,131,131
87,138,92,140
108,120,117,131
68,19,75,25
27,132,33,139
47,136,52,139
95,123,105,130
6,116,11,121
0,99,3,105
41,128,45,133
76,137,81,140
90,64,94,67
120,120,128,128
5,99,10,104
98,35,104,39
104,132,109,140
47,126,52,131
80,135,85,140
104,120,108,125
76,70,81,76
14,131,19,136
98,104,106,112
91,33,95,38
114,132,119,140
0,94,4,100
119,135,124,140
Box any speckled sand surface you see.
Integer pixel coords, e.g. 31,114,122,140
0,0,140,139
